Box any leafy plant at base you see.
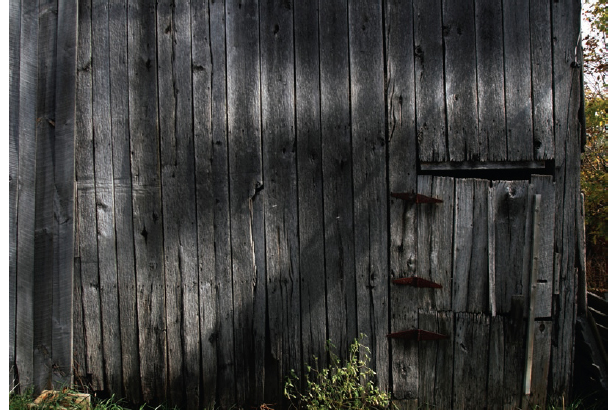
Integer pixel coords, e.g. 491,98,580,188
284,335,393,410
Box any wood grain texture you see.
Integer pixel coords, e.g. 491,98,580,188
487,316,505,409
349,0,389,390
443,0,478,162
503,0,533,160
414,0,447,162
320,0,356,360
295,0,328,374
475,0,506,161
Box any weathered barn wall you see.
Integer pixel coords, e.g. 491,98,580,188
10,0,585,409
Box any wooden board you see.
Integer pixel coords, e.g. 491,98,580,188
319,0,356,359
260,0,300,402
349,0,389,390
443,0,478,162
294,0,328,374
503,0,533,160
414,0,447,162
487,316,505,409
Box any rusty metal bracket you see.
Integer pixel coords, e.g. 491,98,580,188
392,276,442,288
390,192,443,204
387,329,448,341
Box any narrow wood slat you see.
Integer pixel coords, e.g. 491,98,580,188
349,0,389,390
295,0,328,374
527,321,552,408
474,0,506,161
443,0,478,162
414,0,447,162
503,0,533,160
319,0,356,360
487,316,505,409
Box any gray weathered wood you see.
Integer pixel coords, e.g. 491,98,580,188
418,311,453,409
260,0,300,402
528,321,552,408
226,0,265,404
530,0,554,160
319,0,356,359
503,295,526,408
414,0,447,162
487,316,505,409
349,0,388,390
453,313,490,409
420,161,546,171
91,0,121,395
443,0,478,162
108,0,141,402
503,0,533,160
295,0,328,374
128,0,167,402
488,186,496,317
417,176,454,311
475,0,506,161
524,195,541,395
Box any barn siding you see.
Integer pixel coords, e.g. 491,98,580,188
9,0,585,408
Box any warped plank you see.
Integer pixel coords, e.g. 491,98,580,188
319,0,357,359
15,0,39,391
260,0,300,402
91,0,121,395
531,0,554,160
503,0,533,160
385,0,417,398
108,0,140,402
443,0,478,161
128,0,167,402
295,0,327,373
414,0,447,162
349,0,389,390
226,0,265,404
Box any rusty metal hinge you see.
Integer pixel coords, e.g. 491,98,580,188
390,192,443,204
392,276,442,288
387,329,448,341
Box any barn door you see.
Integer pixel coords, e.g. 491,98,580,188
389,174,555,409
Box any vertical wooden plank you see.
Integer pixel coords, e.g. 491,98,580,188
418,311,454,409
469,180,489,313
475,0,506,161
349,0,388,389
528,321,552,407
15,0,38,391
34,0,59,390
487,316,505,409
503,296,526,408
530,0,554,160
295,0,327,373
443,0,478,162
414,0,447,162
319,0,356,359
72,248,86,390
503,0,533,160
226,0,265,404
128,0,167,402
157,1,200,407
418,176,454,311
260,0,300,402
493,180,530,314
551,0,582,399
91,0,121,395
452,313,490,409
386,0,417,400
488,186,497,317
108,0,141,402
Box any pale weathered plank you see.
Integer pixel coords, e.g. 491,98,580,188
414,0,447,162
503,0,533,160
127,0,167,402
295,0,328,374
91,0,121,395
452,313,490,409
452,179,474,313
530,0,554,160
260,0,300,402
226,0,265,404
319,0,357,360
475,0,506,161
15,0,39,391
418,311,453,409
443,0,478,162
349,0,389,390
108,0,141,402
386,0,418,398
